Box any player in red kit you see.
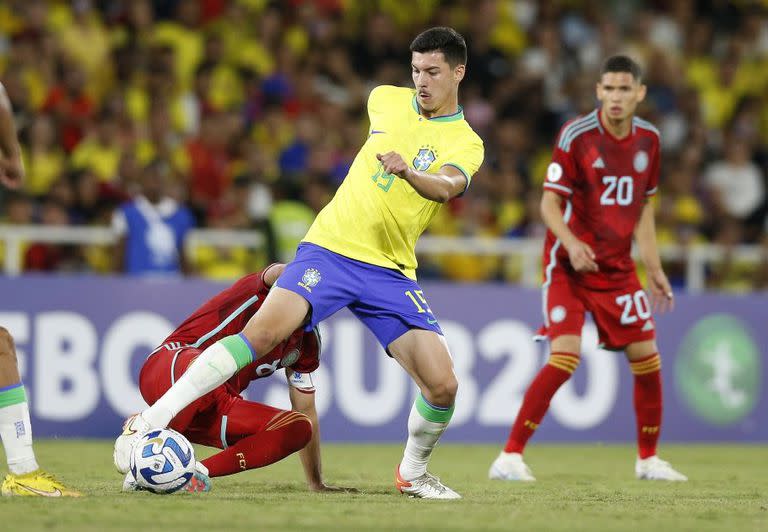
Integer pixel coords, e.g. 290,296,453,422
489,56,687,482
115,264,352,493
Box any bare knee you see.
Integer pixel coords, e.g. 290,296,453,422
243,327,284,356
241,289,310,355
550,335,581,355
0,327,20,385
0,327,16,360
625,339,658,361
423,374,458,407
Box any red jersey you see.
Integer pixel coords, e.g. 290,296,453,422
542,109,660,290
150,268,320,394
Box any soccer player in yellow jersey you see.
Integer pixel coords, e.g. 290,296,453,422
115,27,483,499
0,82,80,497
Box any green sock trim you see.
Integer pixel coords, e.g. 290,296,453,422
0,384,27,408
415,394,455,424
219,334,255,370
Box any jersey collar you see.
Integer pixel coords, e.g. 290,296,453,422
412,94,464,122
597,107,635,143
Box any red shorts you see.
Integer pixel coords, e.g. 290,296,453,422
538,269,656,350
139,347,285,449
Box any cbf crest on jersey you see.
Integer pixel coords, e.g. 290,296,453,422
298,268,321,293
413,146,437,171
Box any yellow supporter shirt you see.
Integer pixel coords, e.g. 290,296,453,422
71,140,120,182
152,22,203,91
24,150,65,196
303,85,484,280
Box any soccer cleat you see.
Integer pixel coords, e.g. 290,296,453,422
123,461,211,494
113,413,152,474
122,469,141,492
1,470,81,497
395,465,461,500
488,451,536,481
179,469,212,493
635,456,688,481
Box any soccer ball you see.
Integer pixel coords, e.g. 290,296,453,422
130,428,195,494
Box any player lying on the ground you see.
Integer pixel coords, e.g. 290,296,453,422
116,263,352,493
0,82,80,497
490,55,686,482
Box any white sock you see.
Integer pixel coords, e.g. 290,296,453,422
143,342,239,428
0,400,39,475
498,451,523,461
399,398,451,481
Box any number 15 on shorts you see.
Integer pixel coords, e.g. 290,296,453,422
405,290,433,314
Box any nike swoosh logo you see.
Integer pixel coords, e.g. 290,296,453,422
427,318,438,325
121,416,138,435
370,130,386,135
21,485,62,497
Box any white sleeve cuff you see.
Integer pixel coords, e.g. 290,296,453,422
543,182,573,196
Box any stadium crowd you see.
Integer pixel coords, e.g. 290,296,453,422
0,0,767,290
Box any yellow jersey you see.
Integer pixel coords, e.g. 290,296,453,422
303,85,484,279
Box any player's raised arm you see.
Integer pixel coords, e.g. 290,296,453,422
376,152,466,203
0,82,24,189
540,190,598,272
286,370,356,493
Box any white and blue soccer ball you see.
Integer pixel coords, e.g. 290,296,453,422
130,428,195,494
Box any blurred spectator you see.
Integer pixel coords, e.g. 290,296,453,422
350,11,400,79
279,114,319,178
41,63,95,152
464,1,515,95
180,61,216,136
707,219,756,292
134,102,181,171
495,168,528,237
704,134,766,241
24,196,81,272
152,0,204,91
2,192,33,225
181,112,233,217
69,168,125,225
657,146,706,246
71,111,123,182
54,0,112,99
268,179,328,263
0,193,32,268
439,191,502,283
193,177,258,280
111,161,194,277
22,115,65,197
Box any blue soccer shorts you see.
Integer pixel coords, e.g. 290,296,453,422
274,242,443,349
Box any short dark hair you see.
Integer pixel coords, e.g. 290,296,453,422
410,27,467,67
601,55,642,81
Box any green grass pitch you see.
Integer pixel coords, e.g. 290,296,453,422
1,441,766,531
